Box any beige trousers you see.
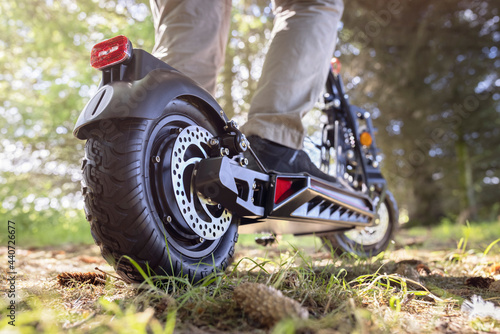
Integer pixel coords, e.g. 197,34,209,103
150,0,344,150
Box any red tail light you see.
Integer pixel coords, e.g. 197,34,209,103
90,35,133,70
330,57,342,75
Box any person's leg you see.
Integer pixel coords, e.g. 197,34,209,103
241,0,344,150
150,0,232,95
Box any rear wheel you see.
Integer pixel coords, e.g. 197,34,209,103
81,98,238,283
321,190,398,257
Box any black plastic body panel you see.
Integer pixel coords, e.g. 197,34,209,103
73,49,228,139
100,49,176,84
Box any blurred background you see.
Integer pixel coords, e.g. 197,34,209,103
1,0,499,247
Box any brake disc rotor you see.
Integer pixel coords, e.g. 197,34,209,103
171,126,232,240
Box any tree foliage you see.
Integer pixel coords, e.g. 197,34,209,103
338,0,500,224
0,0,153,245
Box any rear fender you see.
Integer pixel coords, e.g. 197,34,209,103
73,69,228,139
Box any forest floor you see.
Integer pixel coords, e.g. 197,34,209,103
1,226,500,333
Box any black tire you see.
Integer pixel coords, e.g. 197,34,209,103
321,190,398,257
81,98,238,283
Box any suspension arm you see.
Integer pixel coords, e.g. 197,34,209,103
194,157,270,218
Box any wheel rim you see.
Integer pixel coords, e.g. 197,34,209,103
344,199,390,246
146,114,231,258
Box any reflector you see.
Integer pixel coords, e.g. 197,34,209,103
274,178,293,204
91,35,132,70
330,57,342,75
360,131,373,147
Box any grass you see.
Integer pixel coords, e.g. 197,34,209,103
402,219,500,250
1,221,500,333
7,216,498,250
1,210,94,248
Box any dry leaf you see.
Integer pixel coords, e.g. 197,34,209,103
51,250,66,257
488,263,500,275
78,256,101,264
416,263,431,276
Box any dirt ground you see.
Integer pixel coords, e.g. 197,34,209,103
1,234,500,333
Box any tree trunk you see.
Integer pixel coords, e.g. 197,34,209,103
455,136,477,223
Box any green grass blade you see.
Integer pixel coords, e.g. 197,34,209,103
123,255,156,288
484,238,500,256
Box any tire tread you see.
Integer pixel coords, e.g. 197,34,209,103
81,111,237,283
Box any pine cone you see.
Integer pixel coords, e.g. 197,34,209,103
57,272,106,287
465,277,494,289
233,282,308,327
394,263,423,290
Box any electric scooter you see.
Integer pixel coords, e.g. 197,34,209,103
74,35,398,283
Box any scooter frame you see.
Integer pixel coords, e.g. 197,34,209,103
74,47,386,237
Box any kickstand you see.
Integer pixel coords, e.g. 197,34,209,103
255,234,276,246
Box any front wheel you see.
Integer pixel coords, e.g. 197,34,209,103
81,99,238,283
321,190,398,257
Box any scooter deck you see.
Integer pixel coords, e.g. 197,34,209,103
195,157,375,235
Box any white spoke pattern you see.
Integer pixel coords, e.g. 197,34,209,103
345,199,389,246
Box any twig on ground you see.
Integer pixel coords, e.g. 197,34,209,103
95,267,126,282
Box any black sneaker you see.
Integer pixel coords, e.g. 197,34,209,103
246,135,337,183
